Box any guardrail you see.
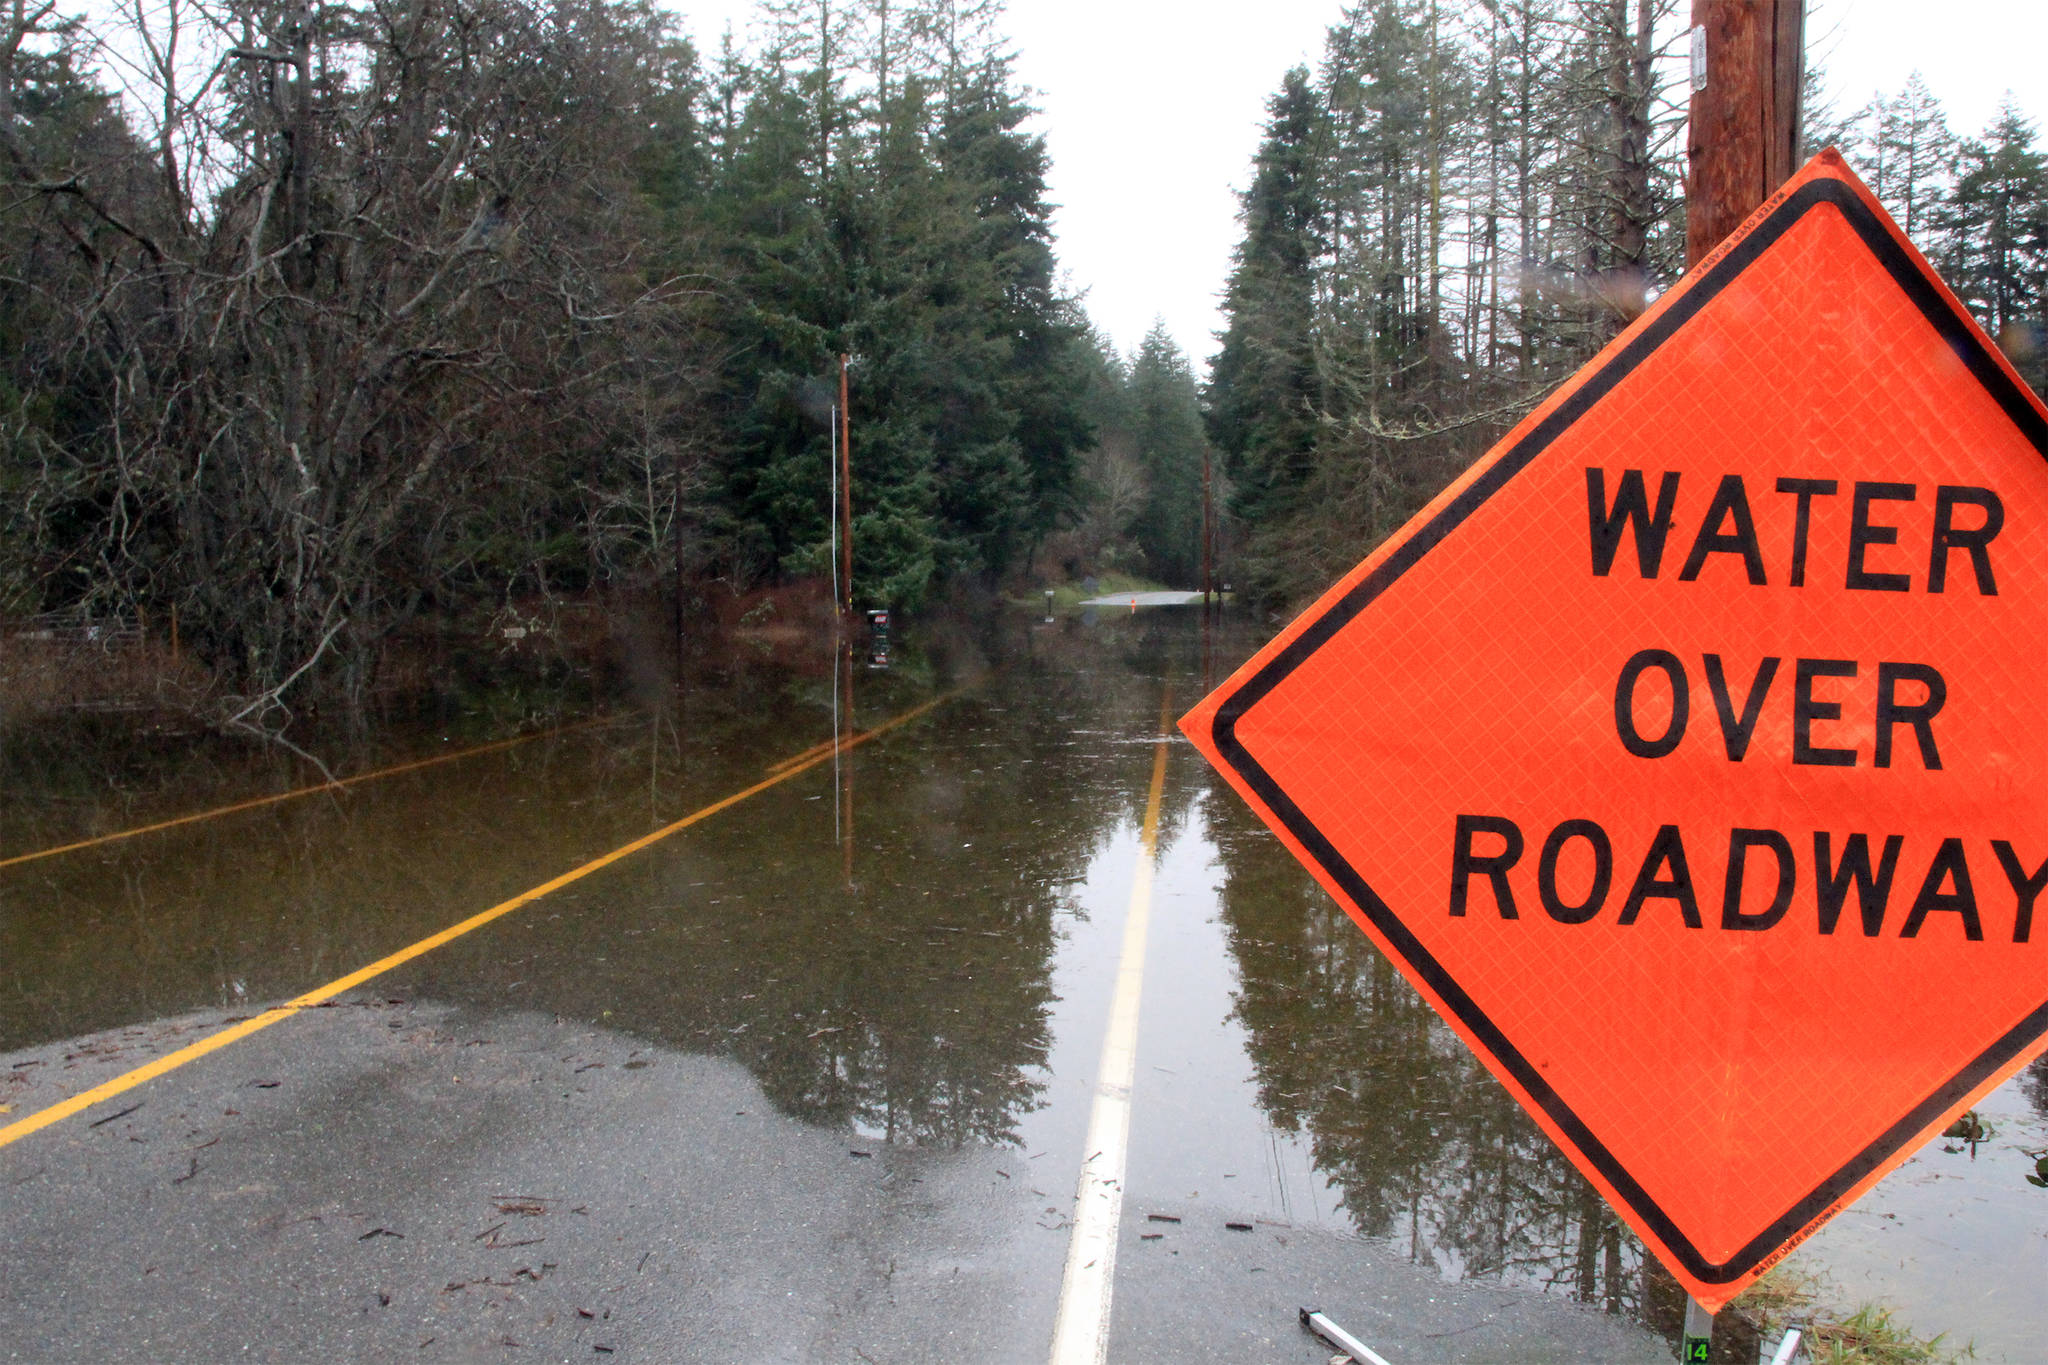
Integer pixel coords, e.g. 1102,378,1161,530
0,612,159,714
6,612,144,649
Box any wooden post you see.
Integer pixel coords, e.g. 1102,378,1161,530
1681,5,1801,1354
838,354,854,621
1686,0,1804,268
1200,452,1213,603
674,429,688,671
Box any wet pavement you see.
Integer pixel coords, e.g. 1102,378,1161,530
0,608,2040,1361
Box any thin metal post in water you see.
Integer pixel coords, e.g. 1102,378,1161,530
1200,450,1213,604
1200,595,1214,695
840,636,855,887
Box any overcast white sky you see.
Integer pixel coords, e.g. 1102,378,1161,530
671,1,2048,372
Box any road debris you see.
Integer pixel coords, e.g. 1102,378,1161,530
87,1102,143,1128
1300,1307,1394,1365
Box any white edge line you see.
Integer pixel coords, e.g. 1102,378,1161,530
1047,722,1169,1364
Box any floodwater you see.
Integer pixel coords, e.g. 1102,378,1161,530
0,606,2041,1360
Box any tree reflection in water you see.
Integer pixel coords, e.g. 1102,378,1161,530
380,617,1199,1151
1208,790,1640,1315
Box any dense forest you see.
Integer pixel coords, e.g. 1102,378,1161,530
1,0,2044,705
0,0,1198,703
1209,0,2048,607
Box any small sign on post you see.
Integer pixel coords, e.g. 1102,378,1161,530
865,608,891,669
1181,151,2048,1313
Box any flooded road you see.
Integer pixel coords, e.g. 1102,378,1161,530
0,608,2040,1361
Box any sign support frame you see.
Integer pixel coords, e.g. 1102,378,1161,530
1680,0,1805,1346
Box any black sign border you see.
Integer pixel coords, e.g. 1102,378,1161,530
1209,173,2048,1285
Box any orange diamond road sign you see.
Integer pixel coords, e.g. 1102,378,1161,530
1181,151,2048,1312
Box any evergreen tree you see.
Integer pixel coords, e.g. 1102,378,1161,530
1798,47,1857,161
1321,0,1435,380
1208,66,1326,534
698,60,849,587
757,0,861,184
1867,73,1954,237
931,59,1090,572
1126,322,1210,587
1939,101,2048,389
692,14,1087,609
1058,333,1147,576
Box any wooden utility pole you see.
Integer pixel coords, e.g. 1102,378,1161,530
838,354,854,620
674,431,688,668
1686,0,1805,268
1681,6,1803,1359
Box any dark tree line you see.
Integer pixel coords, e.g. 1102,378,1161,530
1039,320,1216,589
1209,0,1686,609
1828,79,2048,395
0,0,1093,705
1208,1,2048,611
14,0,2044,700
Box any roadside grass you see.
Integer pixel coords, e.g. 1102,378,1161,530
1733,1266,1970,1365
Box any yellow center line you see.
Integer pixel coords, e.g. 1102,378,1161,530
0,688,962,1152
0,716,620,873
1049,683,1175,1365
769,711,915,773
767,732,858,774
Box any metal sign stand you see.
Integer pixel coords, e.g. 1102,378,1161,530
1681,1297,1713,1362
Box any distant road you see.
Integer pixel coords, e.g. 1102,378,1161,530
1079,590,1212,607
